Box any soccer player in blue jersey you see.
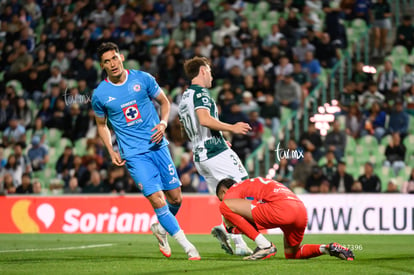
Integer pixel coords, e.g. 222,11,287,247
91,42,200,260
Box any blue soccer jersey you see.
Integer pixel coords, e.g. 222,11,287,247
92,69,168,158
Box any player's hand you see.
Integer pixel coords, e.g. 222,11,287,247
231,122,251,135
110,151,126,166
151,123,166,144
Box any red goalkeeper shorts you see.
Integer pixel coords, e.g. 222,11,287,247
251,199,308,247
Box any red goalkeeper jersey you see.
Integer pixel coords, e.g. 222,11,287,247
223,177,301,203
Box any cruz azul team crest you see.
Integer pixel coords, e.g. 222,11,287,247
122,103,141,123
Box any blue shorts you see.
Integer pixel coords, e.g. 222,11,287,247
125,146,181,197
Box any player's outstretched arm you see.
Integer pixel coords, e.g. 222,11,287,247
196,109,251,135
95,116,125,166
151,90,170,144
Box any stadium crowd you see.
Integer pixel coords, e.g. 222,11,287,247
0,0,413,195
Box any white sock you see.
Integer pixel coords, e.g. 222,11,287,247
173,230,193,252
231,234,247,247
254,234,271,249
158,224,167,235
320,244,328,254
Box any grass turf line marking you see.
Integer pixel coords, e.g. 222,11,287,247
0,243,114,253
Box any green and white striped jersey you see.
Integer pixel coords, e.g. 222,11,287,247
178,84,228,162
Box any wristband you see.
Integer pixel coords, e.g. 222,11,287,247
160,120,168,128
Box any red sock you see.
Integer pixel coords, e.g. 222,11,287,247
219,202,259,241
285,244,324,259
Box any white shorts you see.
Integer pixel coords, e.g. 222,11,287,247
194,149,248,194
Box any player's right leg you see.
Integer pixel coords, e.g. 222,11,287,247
125,154,200,260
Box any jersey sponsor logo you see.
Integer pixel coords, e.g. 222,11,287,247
122,104,141,122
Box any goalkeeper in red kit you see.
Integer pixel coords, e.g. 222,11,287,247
216,177,355,261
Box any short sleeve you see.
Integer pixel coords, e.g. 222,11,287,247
91,92,106,118
145,72,162,99
193,88,212,111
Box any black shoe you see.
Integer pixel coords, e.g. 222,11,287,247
328,242,355,261
211,226,233,255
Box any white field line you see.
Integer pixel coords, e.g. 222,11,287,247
0,243,114,253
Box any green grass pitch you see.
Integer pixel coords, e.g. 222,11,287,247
0,234,413,275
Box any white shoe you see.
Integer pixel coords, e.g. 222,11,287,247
211,226,233,255
187,245,201,260
151,223,171,258
235,244,253,256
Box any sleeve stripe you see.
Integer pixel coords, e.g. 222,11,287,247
194,106,210,111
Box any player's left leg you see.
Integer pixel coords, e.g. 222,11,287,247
220,199,276,260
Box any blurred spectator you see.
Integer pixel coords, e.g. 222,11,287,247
293,36,315,63
359,81,385,111
301,51,321,88
315,33,340,68
56,146,74,181
377,60,398,94
286,0,306,12
180,173,197,193
231,132,252,164
292,151,316,191
51,50,70,76
299,122,323,161
15,97,32,128
32,180,42,194
76,57,98,89
198,2,215,27
384,132,406,176
345,104,365,139
352,61,372,93
16,172,33,194
259,94,280,136
14,142,31,174
225,47,244,72
305,165,330,193
401,168,414,193
69,155,86,186
7,43,33,82
401,64,414,94
247,110,264,150
240,91,259,115
161,4,180,34
352,0,371,23
395,15,414,53
331,160,354,193
173,0,193,20
291,61,311,101
275,74,301,110
385,179,399,193
49,97,68,131
217,17,240,47
172,19,195,48
64,176,82,194
5,154,23,187
361,102,387,142
322,0,348,49
263,24,285,50
274,56,293,81
45,66,63,94
339,82,358,114
103,166,128,193
2,116,26,147
388,100,410,139
199,35,213,58
278,37,294,61
215,2,237,27
299,5,322,33
3,173,16,194
358,162,381,192
371,0,392,57
383,83,404,113
236,19,251,44
28,136,48,172
0,96,14,131
32,117,47,146
350,180,363,192
82,170,104,193
325,120,346,161
274,158,293,186
64,104,88,142
320,150,338,183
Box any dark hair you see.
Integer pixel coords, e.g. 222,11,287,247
216,178,237,197
97,42,119,61
183,56,210,80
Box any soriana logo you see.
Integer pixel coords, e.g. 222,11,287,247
2,197,158,233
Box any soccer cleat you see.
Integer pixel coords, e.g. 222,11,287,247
243,243,277,260
328,242,355,261
187,246,201,260
211,226,233,255
235,244,253,256
150,223,171,258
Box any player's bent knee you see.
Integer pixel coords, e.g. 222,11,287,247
147,191,167,209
